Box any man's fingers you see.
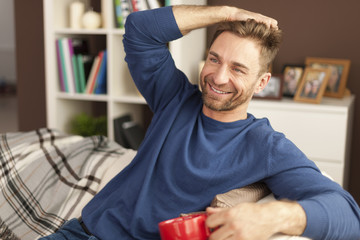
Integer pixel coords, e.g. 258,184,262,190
263,17,279,29
243,11,279,29
206,207,222,215
253,14,279,29
206,207,229,228
208,223,234,240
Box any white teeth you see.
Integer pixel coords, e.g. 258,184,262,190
211,85,227,94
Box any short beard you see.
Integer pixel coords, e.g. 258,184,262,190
202,92,241,111
201,76,253,112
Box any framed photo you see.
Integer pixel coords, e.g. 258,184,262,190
253,75,283,100
305,57,351,98
282,64,304,98
294,67,331,104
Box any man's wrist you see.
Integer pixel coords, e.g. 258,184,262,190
264,201,307,236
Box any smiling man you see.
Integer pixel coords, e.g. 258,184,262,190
41,5,360,240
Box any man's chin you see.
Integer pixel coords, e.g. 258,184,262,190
203,99,234,112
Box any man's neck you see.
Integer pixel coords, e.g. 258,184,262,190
202,104,249,122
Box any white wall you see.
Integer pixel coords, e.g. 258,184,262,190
0,0,16,84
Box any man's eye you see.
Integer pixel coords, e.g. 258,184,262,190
232,67,243,74
210,58,219,63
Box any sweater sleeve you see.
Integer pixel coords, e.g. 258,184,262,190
264,132,360,239
123,7,189,113
300,192,360,239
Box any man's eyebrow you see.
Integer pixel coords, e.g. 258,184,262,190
209,51,249,71
209,51,220,59
232,61,249,71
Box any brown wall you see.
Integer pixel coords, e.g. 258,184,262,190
14,0,46,131
208,0,360,203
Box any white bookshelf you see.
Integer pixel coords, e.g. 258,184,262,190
43,0,207,140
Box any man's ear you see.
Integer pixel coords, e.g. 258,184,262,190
254,72,271,93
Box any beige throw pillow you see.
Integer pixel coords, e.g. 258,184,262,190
180,182,271,217
210,182,271,208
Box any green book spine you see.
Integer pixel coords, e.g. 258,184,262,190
77,54,86,93
72,55,81,93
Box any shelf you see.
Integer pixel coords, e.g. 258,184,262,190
57,92,108,102
55,93,147,104
110,29,126,35
112,95,146,104
54,28,108,35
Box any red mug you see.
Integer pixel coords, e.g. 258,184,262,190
158,213,210,240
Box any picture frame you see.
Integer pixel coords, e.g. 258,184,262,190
305,57,351,98
253,74,283,100
294,67,331,104
282,64,305,98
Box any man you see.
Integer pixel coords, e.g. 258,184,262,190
42,5,360,240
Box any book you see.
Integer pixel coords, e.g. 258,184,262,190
69,38,90,93
79,54,95,83
76,54,86,93
55,39,66,92
114,0,124,28
85,55,100,94
75,54,94,93
131,0,139,12
72,54,81,93
94,50,107,94
68,39,79,93
57,39,69,92
85,51,105,94
61,38,75,93
67,38,80,93
89,51,104,93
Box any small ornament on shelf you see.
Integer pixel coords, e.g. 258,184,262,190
69,1,85,29
82,9,102,29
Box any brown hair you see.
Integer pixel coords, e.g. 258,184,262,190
210,19,282,75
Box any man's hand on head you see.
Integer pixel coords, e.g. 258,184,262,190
226,7,279,29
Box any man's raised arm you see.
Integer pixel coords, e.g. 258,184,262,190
172,5,278,35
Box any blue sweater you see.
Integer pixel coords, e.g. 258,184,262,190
82,7,360,240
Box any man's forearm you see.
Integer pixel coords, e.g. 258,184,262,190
172,5,278,35
173,5,232,35
206,200,306,239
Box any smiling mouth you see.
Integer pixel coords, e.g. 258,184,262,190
209,84,231,94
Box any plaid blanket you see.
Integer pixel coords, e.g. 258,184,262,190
0,128,136,240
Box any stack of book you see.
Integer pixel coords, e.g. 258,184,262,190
55,37,107,94
114,0,167,28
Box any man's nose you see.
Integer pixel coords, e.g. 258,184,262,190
213,64,230,85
